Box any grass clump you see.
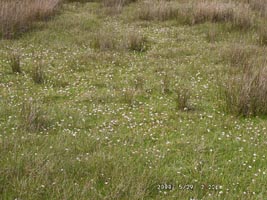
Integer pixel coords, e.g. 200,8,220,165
258,23,267,45
32,62,46,84
160,72,171,94
223,44,258,67
175,85,192,111
137,0,179,21
190,2,234,25
206,26,217,43
231,5,253,30
222,67,267,116
91,30,117,50
0,0,61,39
249,0,267,17
91,29,148,52
220,43,267,116
123,88,136,105
125,31,148,52
134,75,145,91
21,99,49,132
10,53,22,74
174,2,254,30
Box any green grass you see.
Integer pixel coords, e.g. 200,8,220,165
1,1,267,200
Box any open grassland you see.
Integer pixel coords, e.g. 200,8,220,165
1,0,267,199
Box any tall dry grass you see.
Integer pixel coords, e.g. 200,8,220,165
0,0,61,38
102,0,137,14
189,2,253,29
137,0,179,21
137,1,254,30
258,23,267,45
190,2,235,24
220,45,267,116
102,0,136,7
249,0,267,17
223,64,267,116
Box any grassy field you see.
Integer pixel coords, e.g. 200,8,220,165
1,0,267,199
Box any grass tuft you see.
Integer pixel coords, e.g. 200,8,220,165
91,30,117,50
21,99,49,132
125,31,148,52
32,62,46,84
222,66,267,116
206,26,217,43
223,44,258,68
175,86,192,111
123,88,136,105
258,23,267,45
10,52,22,74
231,5,253,30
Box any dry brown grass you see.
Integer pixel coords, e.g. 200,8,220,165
91,30,117,51
137,1,254,30
223,64,267,116
190,2,235,24
125,31,148,52
102,0,136,7
137,0,179,21
258,23,267,45
220,45,267,116
249,0,267,17
223,44,258,67
21,99,49,132
0,0,61,39
231,4,253,30
190,2,253,29
102,0,137,14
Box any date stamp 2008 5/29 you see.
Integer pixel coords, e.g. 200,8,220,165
157,183,221,191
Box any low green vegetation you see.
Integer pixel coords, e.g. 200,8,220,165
1,0,267,199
